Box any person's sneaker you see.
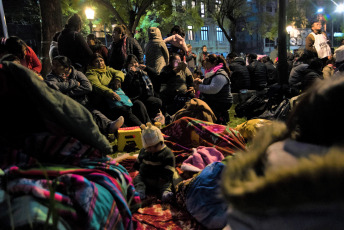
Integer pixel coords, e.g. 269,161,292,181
108,116,124,134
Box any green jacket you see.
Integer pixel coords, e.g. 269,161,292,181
86,67,125,100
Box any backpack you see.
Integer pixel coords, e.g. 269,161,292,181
235,95,267,119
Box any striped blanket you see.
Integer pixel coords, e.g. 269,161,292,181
0,135,140,230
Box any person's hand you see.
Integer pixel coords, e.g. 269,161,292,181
111,92,121,101
192,53,197,58
130,66,138,72
193,78,202,84
139,64,146,70
187,87,195,94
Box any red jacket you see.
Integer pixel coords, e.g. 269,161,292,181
21,46,42,74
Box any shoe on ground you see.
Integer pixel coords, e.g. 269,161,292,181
108,116,124,134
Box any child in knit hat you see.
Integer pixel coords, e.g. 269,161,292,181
133,122,175,202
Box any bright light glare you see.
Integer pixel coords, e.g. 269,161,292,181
336,4,344,13
85,8,95,20
317,8,324,13
286,26,293,33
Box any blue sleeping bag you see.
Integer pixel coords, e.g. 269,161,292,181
185,162,228,229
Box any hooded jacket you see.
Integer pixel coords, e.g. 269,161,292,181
229,57,251,92
222,122,344,230
45,66,92,106
145,27,169,74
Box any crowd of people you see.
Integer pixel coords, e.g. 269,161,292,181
2,11,344,229
2,13,341,130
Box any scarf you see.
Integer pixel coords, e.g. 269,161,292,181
121,36,128,61
88,65,107,73
204,63,224,78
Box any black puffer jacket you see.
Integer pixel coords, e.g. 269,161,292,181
247,60,268,90
58,28,93,70
229,57,251,92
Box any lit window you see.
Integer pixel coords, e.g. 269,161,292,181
201,2,205,17
216,27,223,42
201,26,208,40
188,25,194,40
265,38,274,47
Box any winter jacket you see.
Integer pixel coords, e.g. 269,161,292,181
160,65,194,98
45,66,92,106
0,61,112,153
247,60,268,90
122,67,155,101
222,122,344,230
302,68,323,90
198,52,208,66
289,63,309,86
145,27,169,74
265,61,278,86
108,36,144,70
228,57,251,92
86,66,125,104
200,68,233,106
322,64,335,79
58,28,93,70
21,46,42,74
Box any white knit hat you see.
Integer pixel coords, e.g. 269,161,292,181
140,122,164,148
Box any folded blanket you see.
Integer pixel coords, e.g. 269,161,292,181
181,146,224,172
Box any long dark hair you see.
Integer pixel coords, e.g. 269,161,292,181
52,55,72,68
4,36,28,60
286,77,344,146
205,54,230,76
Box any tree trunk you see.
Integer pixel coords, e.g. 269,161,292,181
39,0,62,77
229,20,237,52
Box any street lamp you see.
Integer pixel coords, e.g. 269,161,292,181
286,26,293,52
85,8,95,34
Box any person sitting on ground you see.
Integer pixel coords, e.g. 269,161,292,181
86,53,150,127
194,54,233,125
133,122,175,203
226,52,251,93
45,55,124,135
86,34,108,64
3,36,42,75
247,53,268,91
290,57,324,92
159,53,194,115
58,14,93,72
261,56,278,86
122,54,162,121
108,24,144,71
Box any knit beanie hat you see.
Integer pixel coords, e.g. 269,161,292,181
141,122,164,148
